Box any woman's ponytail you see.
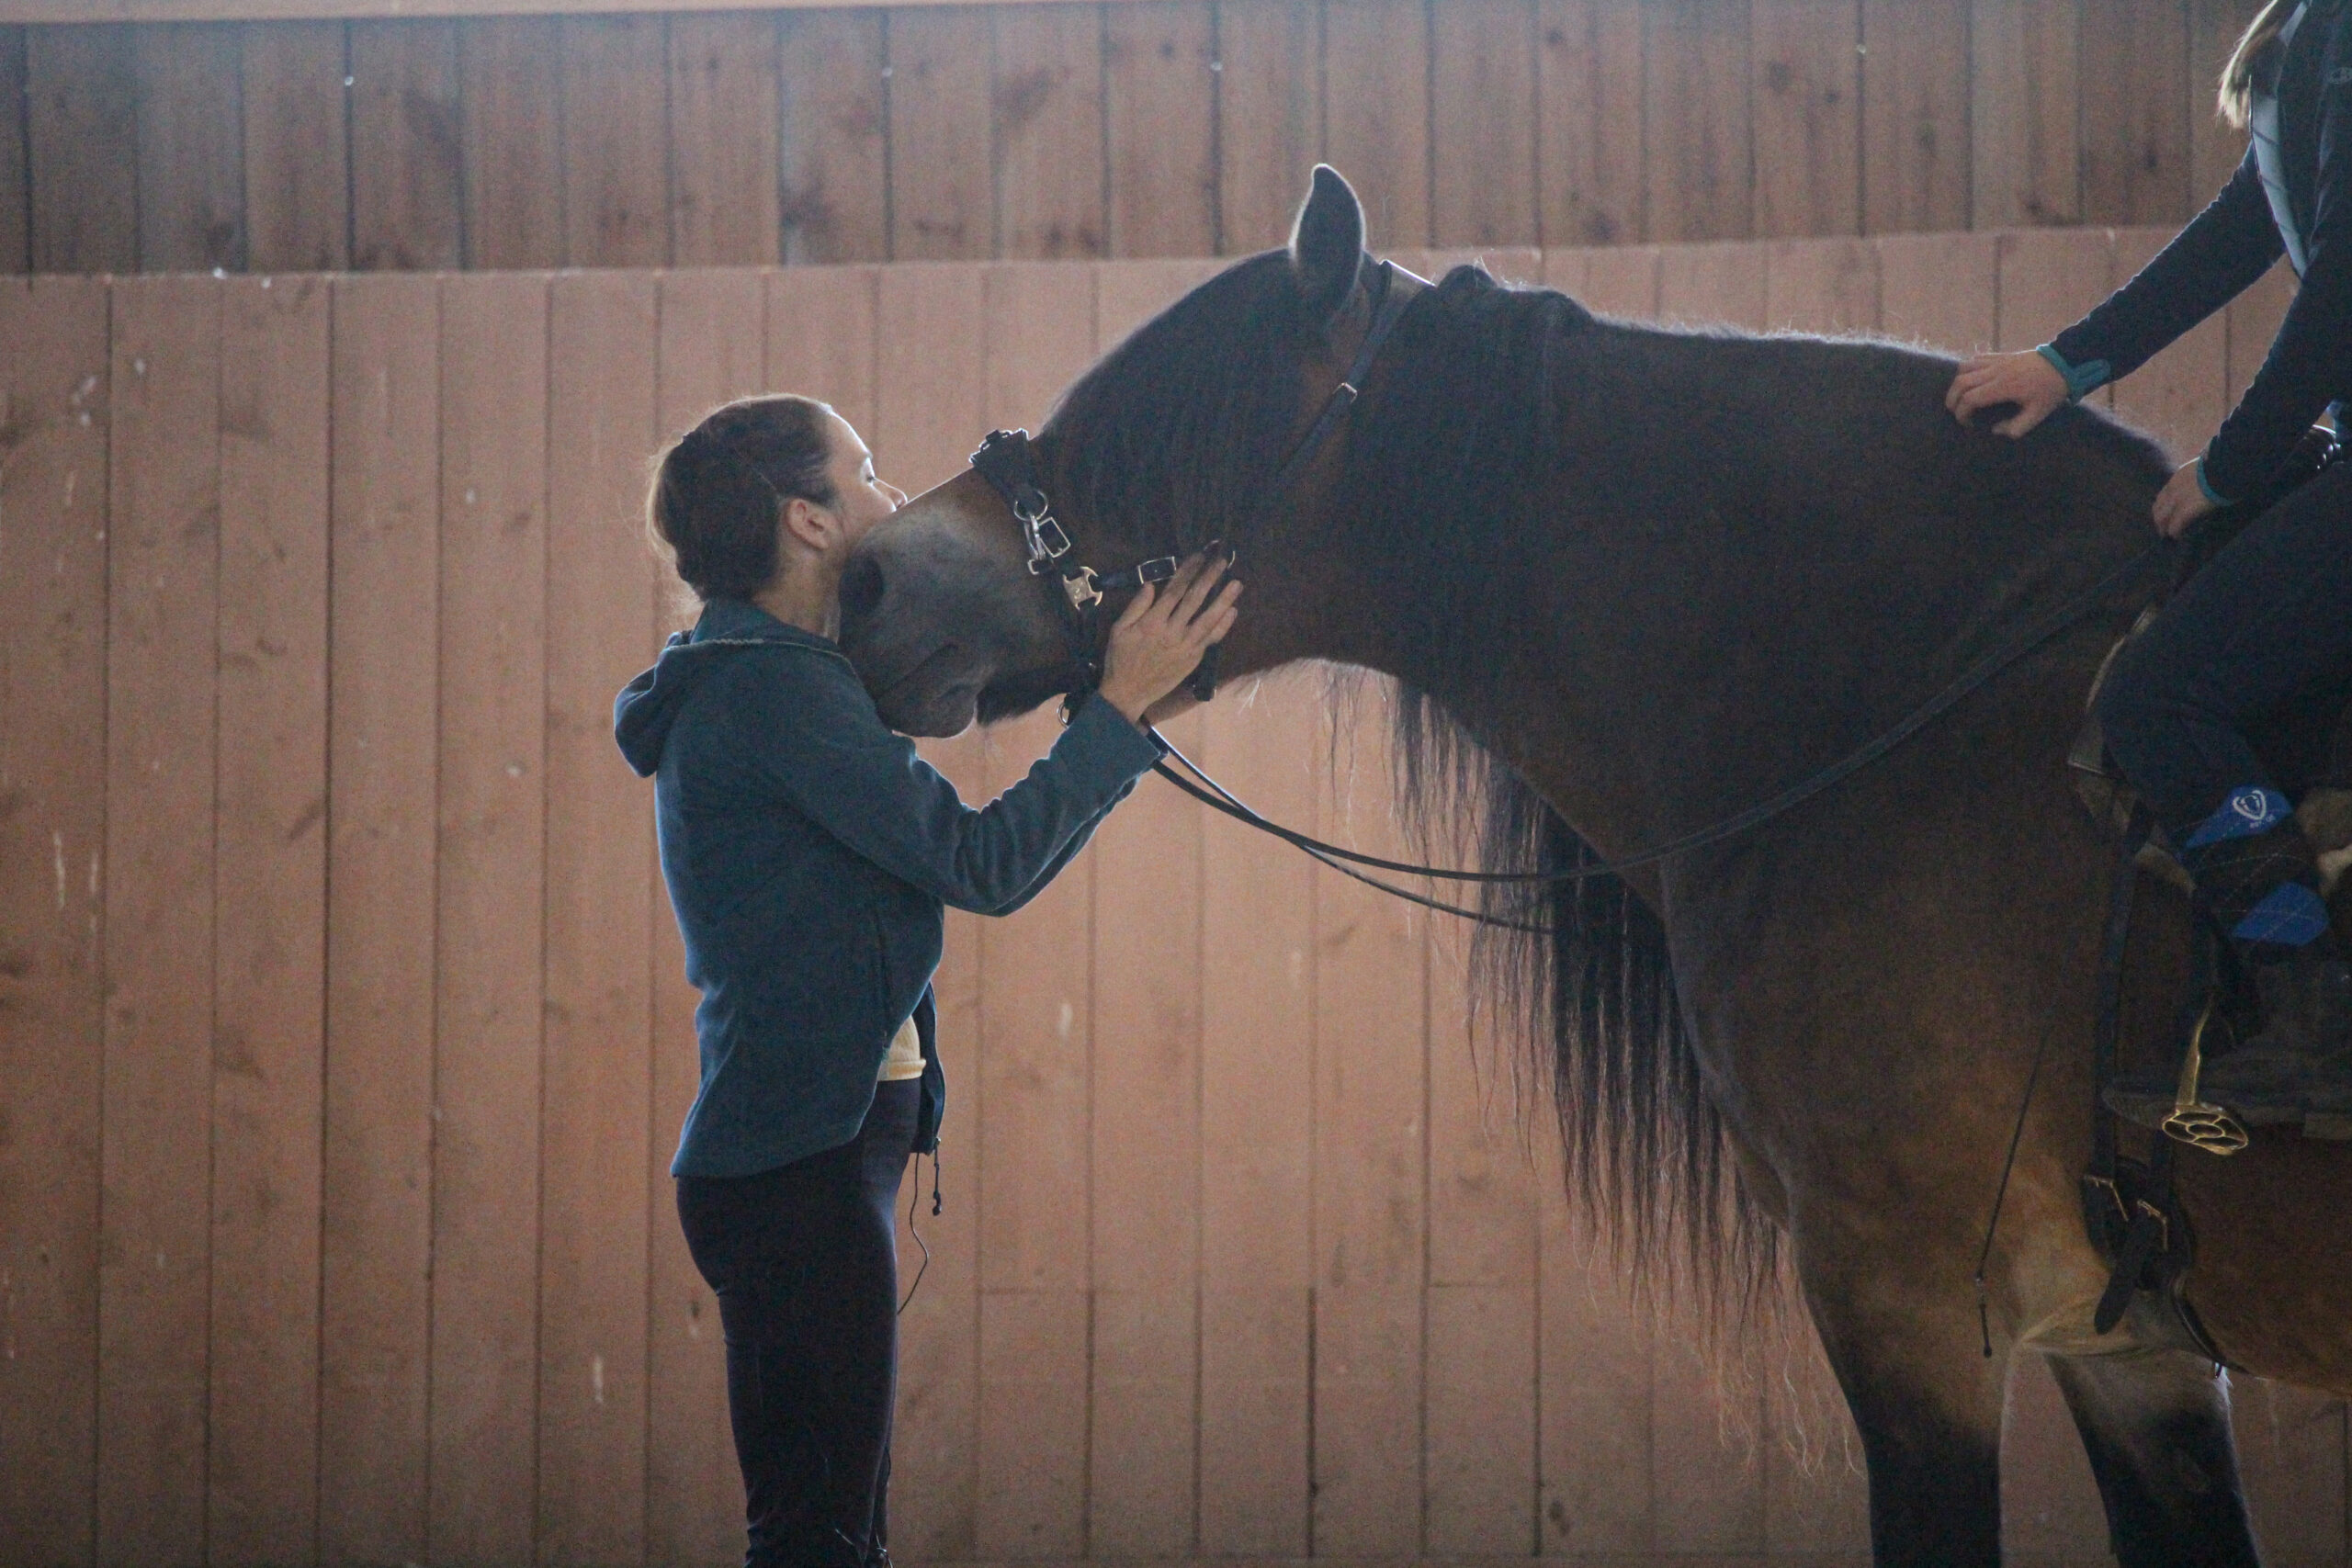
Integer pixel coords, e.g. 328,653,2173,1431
2220,0,2301,130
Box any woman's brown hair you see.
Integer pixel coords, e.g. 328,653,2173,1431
648,394,836,604
2220,0,2299,130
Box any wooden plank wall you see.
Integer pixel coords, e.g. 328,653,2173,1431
0,0,2271,276
2,234,2347,1568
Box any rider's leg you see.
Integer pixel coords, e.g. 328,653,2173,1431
2045,1351,2259,1568
2097,461,2352,1113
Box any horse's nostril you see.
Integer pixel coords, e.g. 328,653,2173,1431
839,553,886,630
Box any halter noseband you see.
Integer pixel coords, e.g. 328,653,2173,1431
966,257,1413,714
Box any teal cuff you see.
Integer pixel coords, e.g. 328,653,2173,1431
2035,344,2109,401
2193,457,2233,508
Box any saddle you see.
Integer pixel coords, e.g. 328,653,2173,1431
2062,423,2350,1355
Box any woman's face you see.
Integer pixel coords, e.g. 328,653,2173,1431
817,412,908,550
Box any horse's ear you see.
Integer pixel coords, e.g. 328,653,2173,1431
1288,164,1367,336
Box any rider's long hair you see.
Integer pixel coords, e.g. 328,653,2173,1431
2220,0,2299,130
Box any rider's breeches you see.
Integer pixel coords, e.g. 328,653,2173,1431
2098,460,2352,959
676,1079,919,1568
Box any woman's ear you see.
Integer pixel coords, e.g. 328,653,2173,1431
778,494,837,554
1288,164,1367,338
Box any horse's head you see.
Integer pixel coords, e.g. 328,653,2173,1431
840,165,1385,736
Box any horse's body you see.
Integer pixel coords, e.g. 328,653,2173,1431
840,168,2352,1564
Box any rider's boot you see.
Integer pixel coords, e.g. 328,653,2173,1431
2103,785,2352,1130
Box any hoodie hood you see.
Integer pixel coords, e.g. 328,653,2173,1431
614,598,838,777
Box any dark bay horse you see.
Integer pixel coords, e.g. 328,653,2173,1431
838,166,2352,1565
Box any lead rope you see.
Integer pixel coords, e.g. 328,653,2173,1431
899,1146,935,1317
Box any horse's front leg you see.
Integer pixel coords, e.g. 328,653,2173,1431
2044,1350,2259,1567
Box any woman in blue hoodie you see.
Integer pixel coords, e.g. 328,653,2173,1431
616,394,1237,1568
1948,0,2352,1125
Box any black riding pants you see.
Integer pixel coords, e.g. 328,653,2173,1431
2097,458,2352,839
676,1080,919,1568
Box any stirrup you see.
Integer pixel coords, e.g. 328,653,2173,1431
2159,997,2249,1156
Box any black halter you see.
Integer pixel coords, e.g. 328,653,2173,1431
967,258,1415,712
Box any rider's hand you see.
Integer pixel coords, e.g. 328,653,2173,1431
1097,550,1241,727
2153,459,2219,538
1945,350,2070,438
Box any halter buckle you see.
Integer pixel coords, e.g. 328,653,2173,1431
1062,568,1103,611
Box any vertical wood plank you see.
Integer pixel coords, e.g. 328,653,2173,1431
1431,0,1540,249
889,7,995,260
320,272,438,1567
1582,240,1662,316
1216,0,1320,254
1762,235,1880,333
27,24,139,274
96,274,220,1568
135,23,245,273
868,261,989,1559
1760,1312,1871,1554
1309,687,1427,1554
540,268,659,1567
2107,225,2226,459
208,273,329,1568
1106,1,1220,256
1994,226,2113,355
2081,0,2190,227
1861,0,1972,233
560,16,671,268
1648,1303,1763,1553
1659,239,1768,326
768,264,880,437
2191,0,2259,204
1645,0,1753,242
2001,1353,2111,1557
0,28,25,272
779,9,888,264
1422,934,1537,1554
458,17,565,271
1197,668,1319,1556
670,13,782,267
1877,230,1999,353
1971,0,2082,228
647,269,766,1568
1323,0,1432,249
2224,254,2293,407
1537,0,1645,246
350,20,462,270
2235,1381,2350,1562
427,271,548,1568
1537,1204,1655,1551
1751,0,1860,239
0,275,109,1567
243,22,351,273
994,4,1106,260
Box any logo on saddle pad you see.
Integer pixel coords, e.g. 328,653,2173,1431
2186,785,2291,849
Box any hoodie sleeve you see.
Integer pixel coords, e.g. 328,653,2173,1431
722,646,1165,914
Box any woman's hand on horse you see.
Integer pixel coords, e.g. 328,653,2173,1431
1946,350,2068,438
2152,459,2219,538
1098,551,1242,727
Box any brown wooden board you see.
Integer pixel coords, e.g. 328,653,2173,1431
2107,225,2225,461
869,260,989,1557
540,268,659,1565
1762,235,1880,333
670,12,782,265
1970,0,2082,228
2233,1381,2349,1561
2224,254,2293,407
1536,0,1645,246
1581,240,1661,315
1215,0,1319,255
647,267,766,1568
768,263,880,435
1876,229,1999,354
1751,0,1860,239
1860,0,1971,234
2001,1352,2111,1555
2190,0,2259,203
1647,1305,1764,1553
2081,0,2190,227
967,262,1096,1556
1536,1200,1654,1551
26,23,139,272
458,16,564,269
134,21,246,270
560,14,671,266
242,21,351,271
1644,0,1751,242
1307,684,1427,1553
1658,239,1767,327
1323,0,1430,250
1196,667,1318,1555
888,6,994,259
0,28,25,270
1759,1313,1871,1551
426,270,548,1568
319,272,438,1565
1430,0,1538,249
208,273,329,1567
993,3,1105,259
96,274,220,1566
778,8,888,263
1105,0,1218,256
349,19,462,268
0,276,108,1565
1993,226,2112,357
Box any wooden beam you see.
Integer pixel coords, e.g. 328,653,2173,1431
4,0,1133,25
